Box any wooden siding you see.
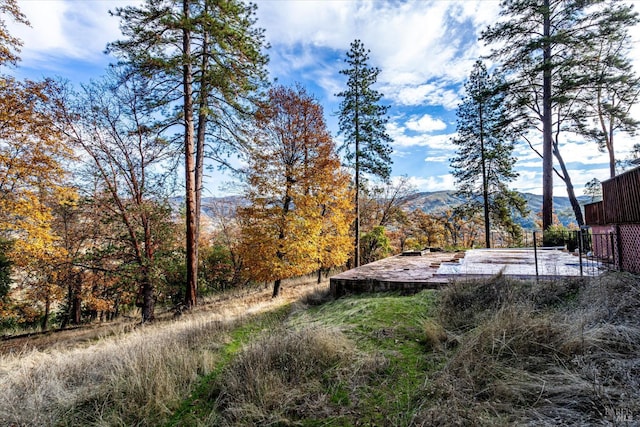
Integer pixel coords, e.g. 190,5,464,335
584,201,605,226
601,167,640,224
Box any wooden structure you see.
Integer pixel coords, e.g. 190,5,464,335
584,166,640,274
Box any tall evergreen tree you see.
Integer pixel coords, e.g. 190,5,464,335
573,3,640,179
481,0,636,229
108,0,268,310
450,61,527,248
336,39,392,267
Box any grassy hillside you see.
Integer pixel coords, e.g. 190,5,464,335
1,273,638,425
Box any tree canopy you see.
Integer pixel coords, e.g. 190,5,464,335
450,60,527,247
336,39,392,267
108,0,269,309
239,85,352,297
482,0,639,228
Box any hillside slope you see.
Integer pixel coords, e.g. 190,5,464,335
190,191,593,229
2,272,638,425
398,191,592,228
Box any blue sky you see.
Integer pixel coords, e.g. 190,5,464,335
6,0,640,198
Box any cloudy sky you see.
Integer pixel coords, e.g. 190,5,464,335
6,0,640,198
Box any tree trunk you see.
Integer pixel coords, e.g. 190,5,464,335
554,146,585,226
542,0,554,231
479,101,490,248
354,76,360,268
608,131,616,178
183,0,198,309
141,273,155,323
193,3,210,302
62,282,72,328
272,279,281,298
354,136,360,268
71,273,82,325
42,292,50,331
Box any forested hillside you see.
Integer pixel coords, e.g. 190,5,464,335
199,191,593,230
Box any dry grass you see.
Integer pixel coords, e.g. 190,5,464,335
0,278,327,426
212,327,357,425
417,272,640,425
3,270,638,426
0,315,230,426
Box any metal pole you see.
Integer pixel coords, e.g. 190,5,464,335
578,229,583,277
533,230,539,280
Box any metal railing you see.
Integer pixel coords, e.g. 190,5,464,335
528,228,621,279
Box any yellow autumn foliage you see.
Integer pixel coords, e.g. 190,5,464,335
239,85,353,288
0,77,73,269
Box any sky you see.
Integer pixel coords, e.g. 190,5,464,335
6,0,640,199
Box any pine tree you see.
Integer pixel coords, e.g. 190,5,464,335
108,0,268,309
450,61,527,247
583,178,603,202
336,39,392,267
482,0,639,228
573,2,640,179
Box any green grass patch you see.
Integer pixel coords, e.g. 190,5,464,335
165,304,292,426
176,290,444,426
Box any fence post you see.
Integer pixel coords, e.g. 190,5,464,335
533,230,539,280
610,232,615,270
578,229,583,277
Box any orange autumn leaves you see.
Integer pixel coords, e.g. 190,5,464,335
238,85,353,295
0,77,73,268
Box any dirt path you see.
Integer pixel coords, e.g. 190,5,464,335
0,279,327,355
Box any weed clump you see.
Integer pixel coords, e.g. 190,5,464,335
437,274,523,332
419,272,640,425
212,327,358,425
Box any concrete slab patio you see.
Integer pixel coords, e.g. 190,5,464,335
330,248,604,296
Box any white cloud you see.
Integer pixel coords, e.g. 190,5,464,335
406,114,447,133
390,82,461,108
399,174,456,192
258,0,501,108
8,1,136,65
424,155,451,163
387,121,455,149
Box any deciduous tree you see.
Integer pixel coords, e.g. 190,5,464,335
239,85,351,297
0,2,75,328
60,70,178,322
0,0,28,67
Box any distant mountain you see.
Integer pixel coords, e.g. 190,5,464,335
401,191,592,229
173,192,591,231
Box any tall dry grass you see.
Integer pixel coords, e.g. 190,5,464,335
210,325,388,426
0,316,229,426
0,280,318,426
417,272,640,425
